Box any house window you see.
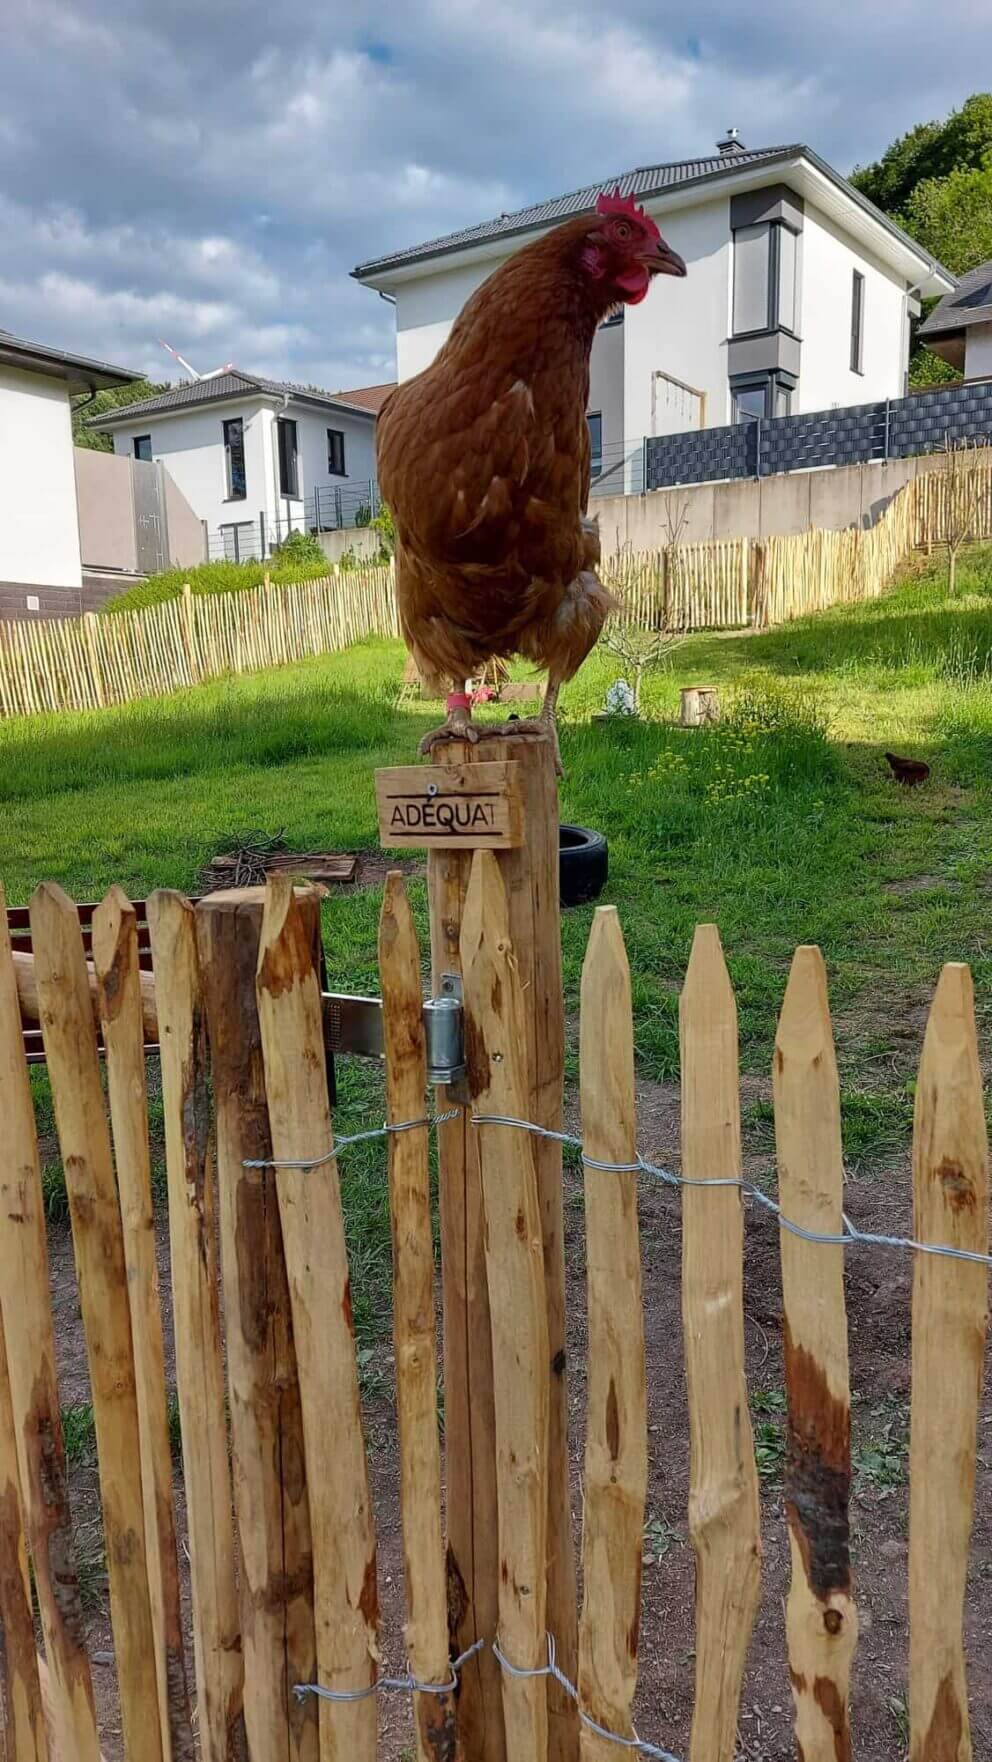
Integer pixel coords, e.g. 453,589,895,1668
850,270,865,373
327,428,346,475
731,373,794,422
277,417,299,498
133,435,152,462
733,222,800,335
587,412,603,477
223,418,246,500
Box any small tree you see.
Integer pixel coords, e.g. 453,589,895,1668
601,599,686,713
938,436,992,595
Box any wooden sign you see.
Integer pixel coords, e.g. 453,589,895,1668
376,762,523,850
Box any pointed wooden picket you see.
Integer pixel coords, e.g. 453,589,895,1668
909,963,988,1762
774,947,856,1762
578,908,646,1762
255,877,378,1762
379,874,460,1762
462,851,550,1762
679,924,761,1762
146,891,246,1762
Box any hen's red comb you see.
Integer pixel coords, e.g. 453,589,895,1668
595,187,660,235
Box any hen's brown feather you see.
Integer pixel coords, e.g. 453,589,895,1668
378,216,615,685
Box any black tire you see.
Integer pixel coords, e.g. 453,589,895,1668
559,825,609,908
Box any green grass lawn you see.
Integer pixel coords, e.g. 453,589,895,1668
7,545,992,1310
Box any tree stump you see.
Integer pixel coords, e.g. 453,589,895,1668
680,686,720,727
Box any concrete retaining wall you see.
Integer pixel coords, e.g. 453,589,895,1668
595,455,936,555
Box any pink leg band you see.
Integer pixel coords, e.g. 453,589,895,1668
447,692,472,712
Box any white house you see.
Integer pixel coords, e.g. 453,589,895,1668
353,135,953,494
918,260,992,380
89,371,391,560
0,328,142,616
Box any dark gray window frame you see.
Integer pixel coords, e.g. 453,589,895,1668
133,434,153,462
326,427,346,476
277,416,299,499
732,220,801,340
587,411,603,477
730,369,796,423
222,417,247,501
851,269,865,374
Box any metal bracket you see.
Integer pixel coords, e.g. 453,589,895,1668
320,972,466,1087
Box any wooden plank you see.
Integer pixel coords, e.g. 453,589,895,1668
195,889,317,1762
146,892,246,1762
462,850,549,1762
909,962,988,1762
679,924,761,1762
11,946,158,1039
29,883,164,1762
578,908,646,1762
91,889,194,1761
377,761,523,849
427,819,504,1762
378,874,459,1762
773,947,856,1762
0,891,99,1762
0,1308,47,1762
255,878,378,1762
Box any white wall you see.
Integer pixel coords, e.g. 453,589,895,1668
295,407,377,520
112,397,378,540
587,319,625,486
112,396,268,539
624,194,733,445
798,205,908,411
965,323,992,378
394,259,493,380
0,364,82,590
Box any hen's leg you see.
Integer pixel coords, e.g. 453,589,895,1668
418,684,478,756
474,678,563,775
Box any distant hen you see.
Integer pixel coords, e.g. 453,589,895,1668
885,752,931,787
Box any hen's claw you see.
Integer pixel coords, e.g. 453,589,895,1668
474,717,563,776
418,717,479,757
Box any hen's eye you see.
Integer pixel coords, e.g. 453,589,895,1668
614,221,632,240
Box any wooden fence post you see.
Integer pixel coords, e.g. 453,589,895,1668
0,1307,48,1762
427,737,575,1762
774,948,857,1762
462,851,550,1762
0,891,99,1762
92,889,194,1761
378,875,459,1762
195,888,317,1762
679,924,761,1762
29,883,164,1762
254,878,379,1762
81,612,105,707
909,963,988,1761
578,908,646,1761
146,892,247,1762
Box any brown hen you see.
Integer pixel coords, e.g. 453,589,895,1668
376,189,686,770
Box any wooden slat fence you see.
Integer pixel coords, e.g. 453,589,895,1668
3,458,992,720
1,850,989,1760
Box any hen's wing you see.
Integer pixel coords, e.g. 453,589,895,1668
378,355,588,591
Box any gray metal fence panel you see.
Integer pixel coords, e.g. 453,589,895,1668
643,378,992,489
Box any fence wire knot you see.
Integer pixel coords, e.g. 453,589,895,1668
492,1634,683,1762
294,1636,485,1706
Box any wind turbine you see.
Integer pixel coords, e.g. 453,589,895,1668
158,340,236,382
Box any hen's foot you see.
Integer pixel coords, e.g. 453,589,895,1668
475,717,563,776
418,715,478,757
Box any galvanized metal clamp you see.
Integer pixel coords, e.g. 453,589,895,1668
320,973,466,1088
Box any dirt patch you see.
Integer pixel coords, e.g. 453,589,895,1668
353,850,426,892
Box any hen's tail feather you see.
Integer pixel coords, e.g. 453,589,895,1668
518,568,616,683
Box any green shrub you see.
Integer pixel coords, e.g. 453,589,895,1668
102,554,333,615
273,528,325,567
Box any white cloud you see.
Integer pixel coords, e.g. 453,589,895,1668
0,0,987,386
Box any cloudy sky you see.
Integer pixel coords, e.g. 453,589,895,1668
0,1,984,391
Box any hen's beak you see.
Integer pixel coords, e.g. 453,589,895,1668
643,239,687,278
